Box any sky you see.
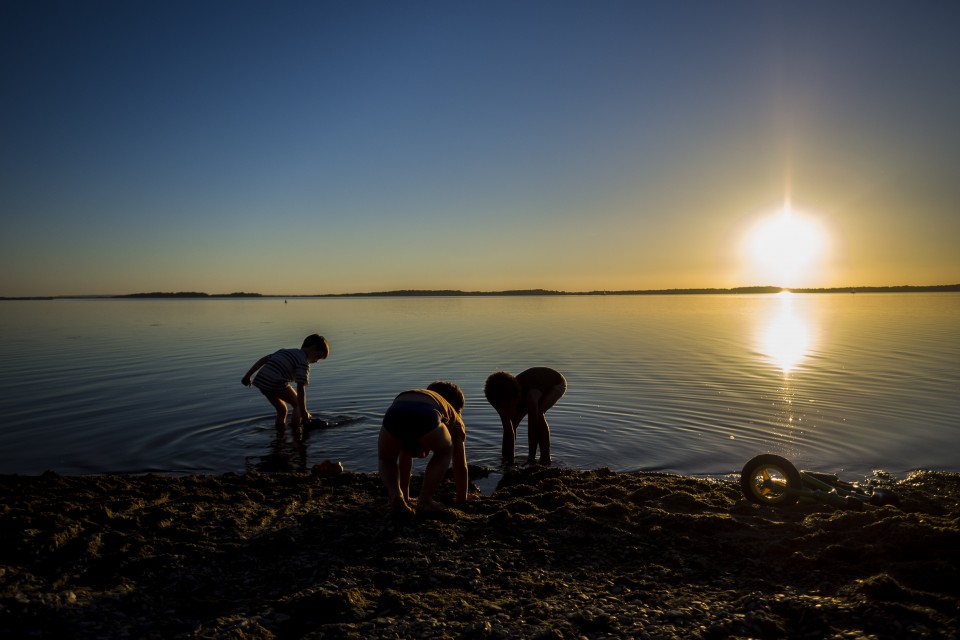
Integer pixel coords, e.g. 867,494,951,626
2,1,958,296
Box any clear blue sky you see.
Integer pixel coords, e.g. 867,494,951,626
2,0,958,296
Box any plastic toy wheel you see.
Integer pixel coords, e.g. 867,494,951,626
740,454,803,506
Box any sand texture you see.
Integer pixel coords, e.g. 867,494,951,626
2,465,958,639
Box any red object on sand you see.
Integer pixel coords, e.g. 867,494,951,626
311,460,344,476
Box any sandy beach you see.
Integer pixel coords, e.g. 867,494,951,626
2,465,958,639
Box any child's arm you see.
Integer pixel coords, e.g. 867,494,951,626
499,414,517,463
241,356,269,386
450,419,469,504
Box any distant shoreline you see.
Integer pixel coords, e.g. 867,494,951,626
2,284,959,300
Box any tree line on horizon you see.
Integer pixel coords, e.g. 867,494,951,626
3,284,959,300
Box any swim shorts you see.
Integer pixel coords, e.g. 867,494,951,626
383,398,443,453
540,382,567,410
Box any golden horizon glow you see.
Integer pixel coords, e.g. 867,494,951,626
743,201,829,288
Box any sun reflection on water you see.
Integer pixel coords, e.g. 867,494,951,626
759,291,813,373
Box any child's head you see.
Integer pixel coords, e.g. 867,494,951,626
427,380,465,413
484,371,521,410
301,334,330,362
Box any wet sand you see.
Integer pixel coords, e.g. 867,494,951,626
1,466,958,639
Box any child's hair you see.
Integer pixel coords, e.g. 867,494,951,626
483,371,521,406
301,334,330,358
427,381,465,412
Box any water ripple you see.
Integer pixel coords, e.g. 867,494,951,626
1,294,957,478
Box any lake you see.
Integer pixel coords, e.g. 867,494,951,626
0,293,957,481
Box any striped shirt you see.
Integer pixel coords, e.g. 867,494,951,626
252,348,310,393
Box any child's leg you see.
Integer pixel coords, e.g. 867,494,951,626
377,428,413,513
416,426,453,512
527,411,552,465
262,391,290,428
537,414,552,465
274,386,301,426
398,451,413,502
534,384,564,465
526,418,539,465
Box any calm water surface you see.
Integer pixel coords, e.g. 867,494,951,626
0,294,957,480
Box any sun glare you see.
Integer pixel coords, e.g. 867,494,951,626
744,202,827,288
759,291,812,373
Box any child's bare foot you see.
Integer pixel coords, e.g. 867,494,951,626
390,495,415,516
416,498,446,514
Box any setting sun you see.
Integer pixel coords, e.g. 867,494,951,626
743,202,828,288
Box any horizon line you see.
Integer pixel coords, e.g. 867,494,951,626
3,283,959,300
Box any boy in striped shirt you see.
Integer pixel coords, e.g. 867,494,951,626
242,334,330,429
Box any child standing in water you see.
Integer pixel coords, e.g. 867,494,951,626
241,334,330,428
484,367,566,466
